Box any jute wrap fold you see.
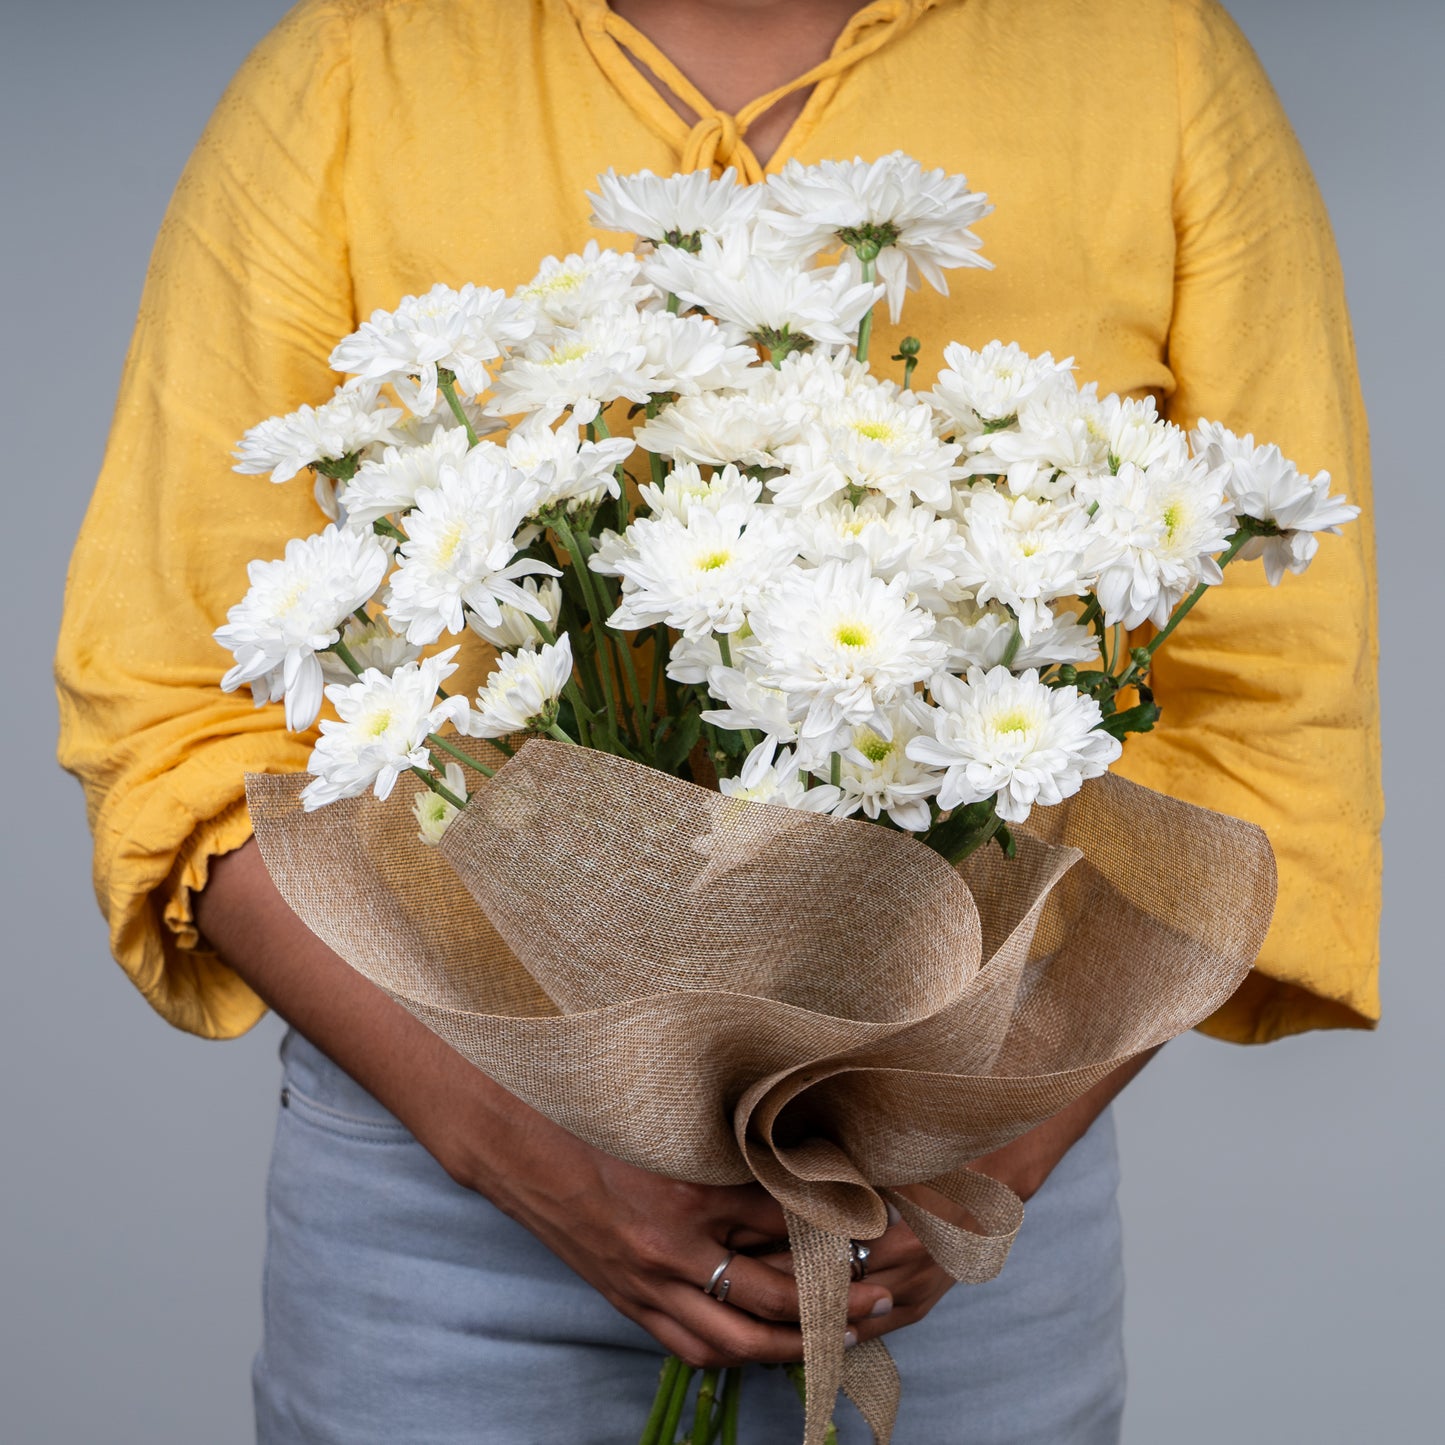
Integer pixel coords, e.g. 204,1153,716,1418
246,739,1276,1444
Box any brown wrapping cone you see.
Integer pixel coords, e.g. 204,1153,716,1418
247,740,1276,1444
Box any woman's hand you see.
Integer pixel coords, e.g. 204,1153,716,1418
447,1098,894,1368
196,838,891,1369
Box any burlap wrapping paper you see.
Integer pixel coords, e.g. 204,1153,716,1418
247,739,1277,1444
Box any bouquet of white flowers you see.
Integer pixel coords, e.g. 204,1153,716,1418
224,154,1356,1444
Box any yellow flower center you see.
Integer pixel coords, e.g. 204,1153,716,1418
695,549,732,571
1162,502,1183,540
835,621,871,649
857,730,893,764
363,707,393,738
527,271,585,297
850,420,896,443
994,709,1033,735
544,341,592,366
433,519,466,565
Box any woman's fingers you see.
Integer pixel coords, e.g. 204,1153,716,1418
661,1281,809,1367
690,1251,893,1326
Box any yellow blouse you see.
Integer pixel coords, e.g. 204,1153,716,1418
55,0,1382,1044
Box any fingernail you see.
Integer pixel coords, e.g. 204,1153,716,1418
870,1296,893,1318
844,1329,858,1349
885,1201,903,1226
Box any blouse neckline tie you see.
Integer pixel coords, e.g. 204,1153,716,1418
564,0,950,181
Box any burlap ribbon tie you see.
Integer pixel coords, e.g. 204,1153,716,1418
247,740,1276,1445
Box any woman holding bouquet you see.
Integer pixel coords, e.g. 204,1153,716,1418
56,0,1380,1441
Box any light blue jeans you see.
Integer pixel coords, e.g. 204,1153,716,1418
254,1030,1124,1444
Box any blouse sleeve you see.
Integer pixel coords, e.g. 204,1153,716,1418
55,0,357,1038
1119,0,1382,1043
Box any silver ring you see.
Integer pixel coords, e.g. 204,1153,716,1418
714,1276,732,1304
703,1251,736,1298
849,1241,871,1282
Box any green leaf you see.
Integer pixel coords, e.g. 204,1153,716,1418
654,709,701,773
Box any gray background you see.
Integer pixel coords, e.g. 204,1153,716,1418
2,2,1440,1441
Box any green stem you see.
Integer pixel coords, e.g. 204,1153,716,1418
411,766,466,810
854,255,877,364
352,606,372,628
638,1357,682,1445
329,639,365,677
544,722,577,745
830,752,842,788
438,376,479,447
373,517,408,544
553,515,621,740
427,731,498,775
1000,620,1022,669
644,624,668,739
718,1370,742,1445
690,1369,721,1445
657,1360,695,1444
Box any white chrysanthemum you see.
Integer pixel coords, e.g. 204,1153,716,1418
907,667,1121,823
465,577,563,652
763,347,880,406
701,661,798,745
216,524,390,731
604,505,797,639
760,152,992,322
515,241,653,330
953,489,1095,640
1078,456,1235,628
638,462,763,523
930,341,1075,433
633,389,801,468
487,312,656,426
790,495,971,612
772,385,963,510
330,283,534,416
1192,421,1360,585
319,612,423,685
745,557,947,752
301,647,471,810
664,631,726,686
643,230,882,351
968,381,1107,498
635,309,758,396
822,697,941,832
589,166,764,247
413,761,468,845
718,740,841,814
462,635,574,739
935,602,1099,673
1100,394,1187,473
503,414,634,515
384,448,560,645
337,426,472,528
233,382,404,484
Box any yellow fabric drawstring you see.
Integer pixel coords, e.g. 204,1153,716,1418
565,0,945,181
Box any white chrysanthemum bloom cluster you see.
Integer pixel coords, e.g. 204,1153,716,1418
1191,421,1360,584
301,649,470,810
758,152,993,323
216,525,390,731
233,381,405,484
222,157,1358,851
